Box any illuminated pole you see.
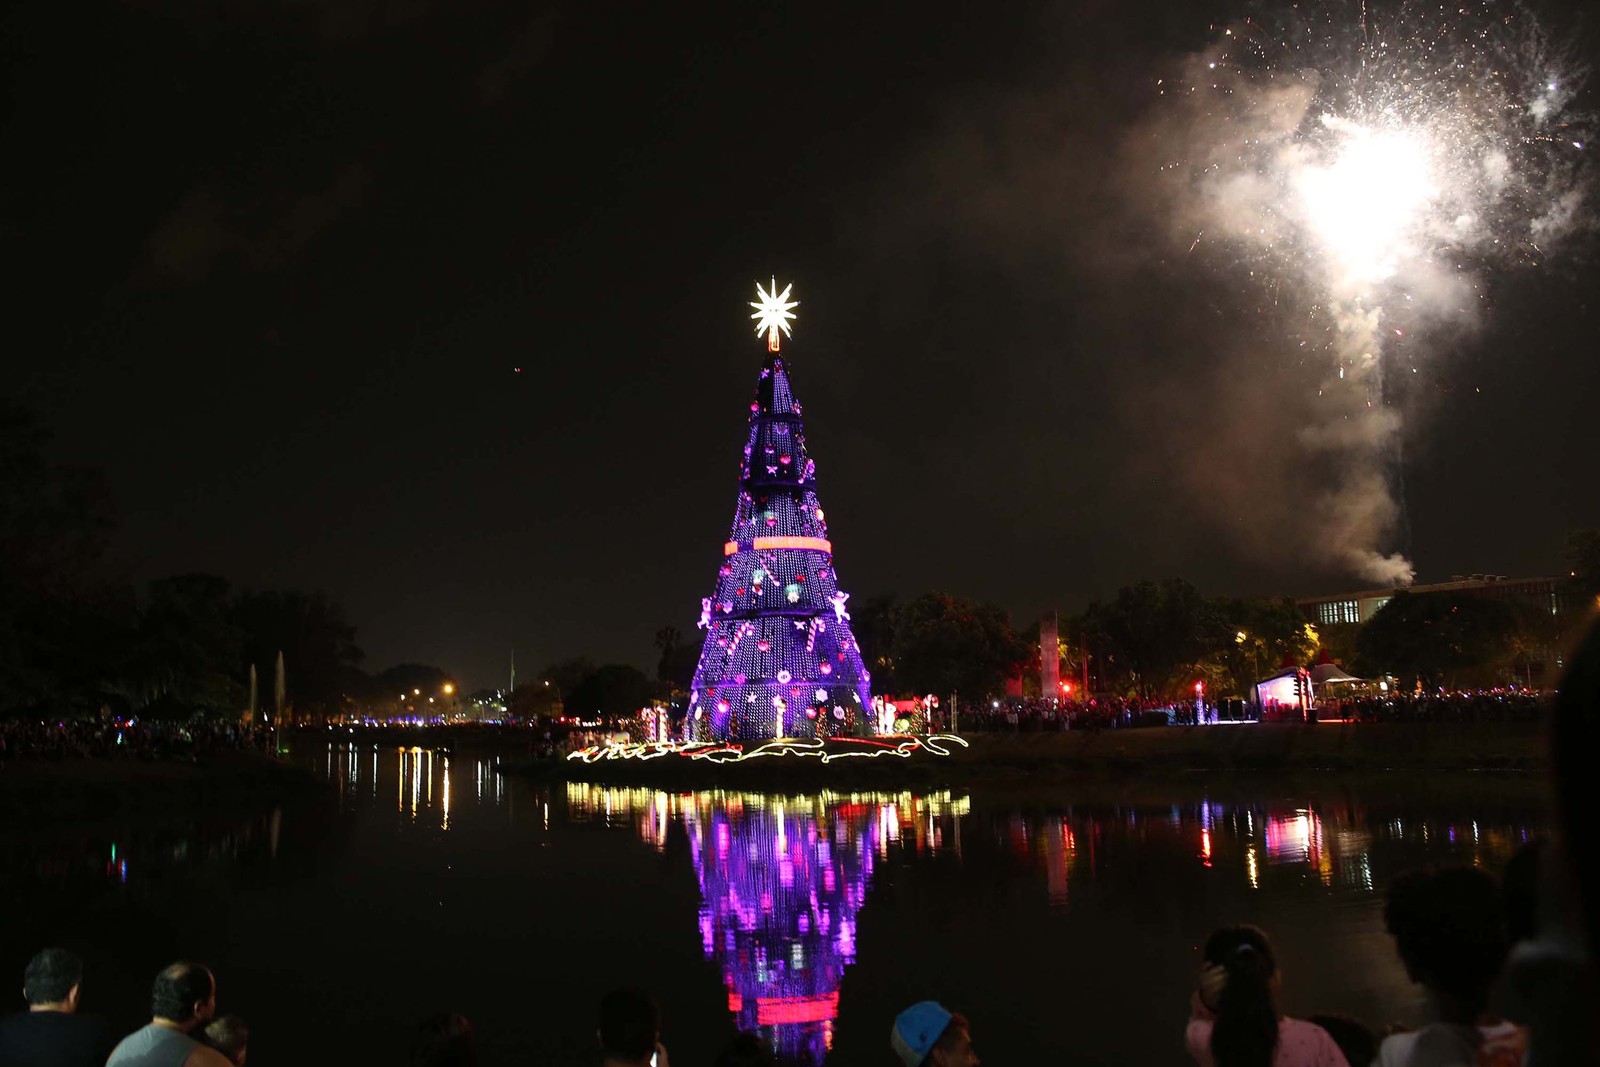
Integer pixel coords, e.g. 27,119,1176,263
1081,635,1090,696
272,651,285,754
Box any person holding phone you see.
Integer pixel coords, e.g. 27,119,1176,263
1185,925,1347,1067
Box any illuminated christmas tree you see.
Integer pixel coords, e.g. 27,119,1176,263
688,281,872,741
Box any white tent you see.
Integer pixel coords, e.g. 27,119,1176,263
1308,662,1365,686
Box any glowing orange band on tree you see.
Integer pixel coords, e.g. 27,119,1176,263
754,536,830,552
723,536,833,556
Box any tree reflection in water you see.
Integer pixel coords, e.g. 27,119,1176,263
565,787,970,1065
562,783,1543,1065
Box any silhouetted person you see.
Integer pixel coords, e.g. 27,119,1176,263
0,948,115,1067
1500,838,1545,947
599,988,666,1067
106,961,233,1067
715,1031,777,1067
410,1012,476,1067
1376,866,1525,1066
1499,618,1600,1063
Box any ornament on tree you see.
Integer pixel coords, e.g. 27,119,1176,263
830,590,851,623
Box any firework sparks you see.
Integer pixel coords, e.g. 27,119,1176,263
1164,0,1590,584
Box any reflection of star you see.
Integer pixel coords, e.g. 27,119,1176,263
750,278,798,339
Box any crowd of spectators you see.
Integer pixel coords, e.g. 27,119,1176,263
1179,837,1598,1066
0,686,1554,765
0,718,268,763
0,958,774,1067
956,695,1181,732
5,840,1592,1066
954,687,1551,733
1323,689,1547,724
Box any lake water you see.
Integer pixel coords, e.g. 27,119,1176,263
3,744,1548,1066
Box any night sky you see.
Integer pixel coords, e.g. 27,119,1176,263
8,1,1598,689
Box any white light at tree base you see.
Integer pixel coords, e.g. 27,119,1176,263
750,277,798,352
566,734,969,765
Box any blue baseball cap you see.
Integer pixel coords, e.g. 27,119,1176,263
890,1001,953,1067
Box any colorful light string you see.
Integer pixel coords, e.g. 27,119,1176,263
566,733,969,766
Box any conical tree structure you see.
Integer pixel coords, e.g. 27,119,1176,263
689,355,872,741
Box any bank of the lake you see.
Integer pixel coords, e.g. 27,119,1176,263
507,720,1549,790
0,750,325,821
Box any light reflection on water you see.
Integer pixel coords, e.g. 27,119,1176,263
566,788,972,1064
558,782,1538,1064
2,743,1552,1067
322,742,507,829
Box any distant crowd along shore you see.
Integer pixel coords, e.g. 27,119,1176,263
0,719,268,763
955,688,1548,732
0,686,1550,763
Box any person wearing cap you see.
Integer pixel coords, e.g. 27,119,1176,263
890,1001,979,1067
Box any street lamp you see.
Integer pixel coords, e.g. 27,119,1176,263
1236,630,1260,718
1236,630,1261,678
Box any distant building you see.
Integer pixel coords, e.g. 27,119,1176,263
1297,574,1574,628
1298,573,1583,686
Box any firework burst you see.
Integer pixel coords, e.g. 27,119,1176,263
1162,0,1591,583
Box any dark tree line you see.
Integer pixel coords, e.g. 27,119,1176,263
11,398,1592,718
505,655,656,724
1,401,365,719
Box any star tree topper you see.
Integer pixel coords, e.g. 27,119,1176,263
750,278,798,352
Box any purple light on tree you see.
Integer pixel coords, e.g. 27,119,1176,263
689,281,872,741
